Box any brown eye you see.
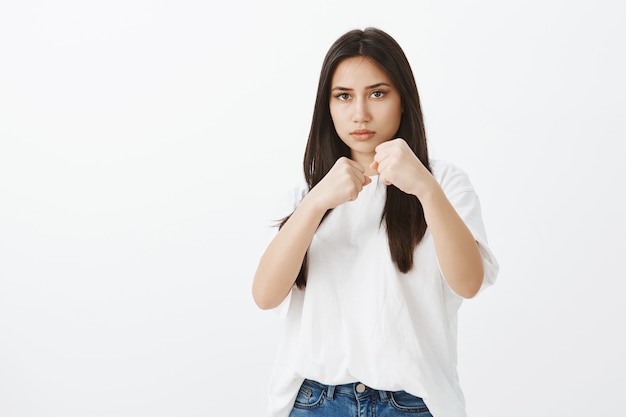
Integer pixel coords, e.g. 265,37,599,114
336,93,351,101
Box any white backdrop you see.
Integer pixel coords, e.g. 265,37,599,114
1,1,624,416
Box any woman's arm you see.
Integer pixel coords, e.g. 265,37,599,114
252,157,371,309
372,139,484,298
417,185,484,298
252,196,326,310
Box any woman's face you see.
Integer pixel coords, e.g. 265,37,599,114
329,56,403,171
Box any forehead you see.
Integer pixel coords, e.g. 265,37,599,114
331,56,392,86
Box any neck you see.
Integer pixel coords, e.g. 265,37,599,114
351,152,377,176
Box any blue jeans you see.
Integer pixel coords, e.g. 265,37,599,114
289,379,433,417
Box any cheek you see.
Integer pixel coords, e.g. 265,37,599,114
329,104,343,121
382,106,403,131
329,107,349,130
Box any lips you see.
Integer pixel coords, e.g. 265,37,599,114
350,129,375,141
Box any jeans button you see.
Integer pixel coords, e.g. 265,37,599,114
356,383,366,393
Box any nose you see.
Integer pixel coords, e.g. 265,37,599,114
353,97,371,123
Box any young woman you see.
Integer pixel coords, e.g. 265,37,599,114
252,27,499,417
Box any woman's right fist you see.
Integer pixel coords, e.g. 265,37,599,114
306,157,371,210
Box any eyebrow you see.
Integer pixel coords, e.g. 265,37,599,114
331,82,392,92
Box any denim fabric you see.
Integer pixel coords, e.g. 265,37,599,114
289,379,433,417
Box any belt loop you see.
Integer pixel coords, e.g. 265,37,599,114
378,390,388,401
326,384,336,400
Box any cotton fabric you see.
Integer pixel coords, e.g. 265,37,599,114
263,159,499,417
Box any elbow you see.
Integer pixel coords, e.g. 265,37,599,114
251,280,284,310
253,292,279,310
457,269,484,299
449,263,484,299
462,255,485,298
252,264,295,310
252,287,272,310
457,281,481,299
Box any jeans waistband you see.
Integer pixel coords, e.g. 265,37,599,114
304,379,389,401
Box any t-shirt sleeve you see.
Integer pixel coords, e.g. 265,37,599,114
263,183,308,244
434,161,499,296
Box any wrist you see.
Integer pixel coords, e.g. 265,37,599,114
413,179,444,207
300,191,331,217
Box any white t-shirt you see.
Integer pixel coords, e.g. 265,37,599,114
263,159,499,417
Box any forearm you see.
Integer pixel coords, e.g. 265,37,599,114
418,185,484,298
252,196,327,309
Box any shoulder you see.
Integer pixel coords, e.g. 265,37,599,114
429,159,476,197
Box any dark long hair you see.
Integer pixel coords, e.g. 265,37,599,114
281,27,431,289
